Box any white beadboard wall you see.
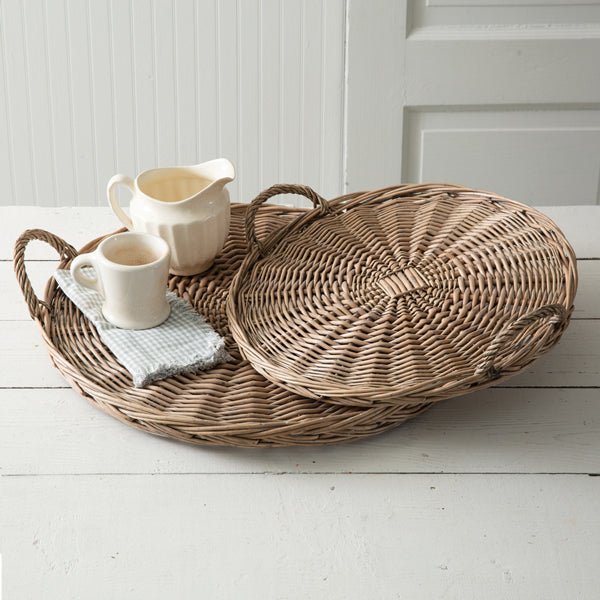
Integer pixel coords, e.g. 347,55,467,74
0,0,345,207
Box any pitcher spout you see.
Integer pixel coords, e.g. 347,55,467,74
195,158,236,192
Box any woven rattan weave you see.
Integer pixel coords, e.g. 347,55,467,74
14,203,430,448
227,184,577,407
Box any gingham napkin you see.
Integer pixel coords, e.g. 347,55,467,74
54,269,231,387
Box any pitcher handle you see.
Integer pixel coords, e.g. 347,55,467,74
107,174,135,230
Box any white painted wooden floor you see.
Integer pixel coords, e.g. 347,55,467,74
1,206,599,599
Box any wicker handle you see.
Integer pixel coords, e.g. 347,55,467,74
476,304,568,379
13,229,78,322
245,184,330,256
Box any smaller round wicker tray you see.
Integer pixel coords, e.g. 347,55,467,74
227,184,578,407
14,204,430,448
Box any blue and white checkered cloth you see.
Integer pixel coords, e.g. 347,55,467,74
54,269,231,387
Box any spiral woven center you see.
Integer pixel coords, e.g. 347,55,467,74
377,268,429,298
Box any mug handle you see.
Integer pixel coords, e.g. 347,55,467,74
71,252,103,295
107,174,135,229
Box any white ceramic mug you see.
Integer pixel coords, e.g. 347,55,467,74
70,232,171,330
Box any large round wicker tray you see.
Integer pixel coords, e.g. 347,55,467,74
228,184,578,407
14,203,430,448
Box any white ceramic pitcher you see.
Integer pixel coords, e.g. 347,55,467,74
107,158,235,275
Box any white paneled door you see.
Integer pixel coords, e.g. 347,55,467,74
345,0,600,206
